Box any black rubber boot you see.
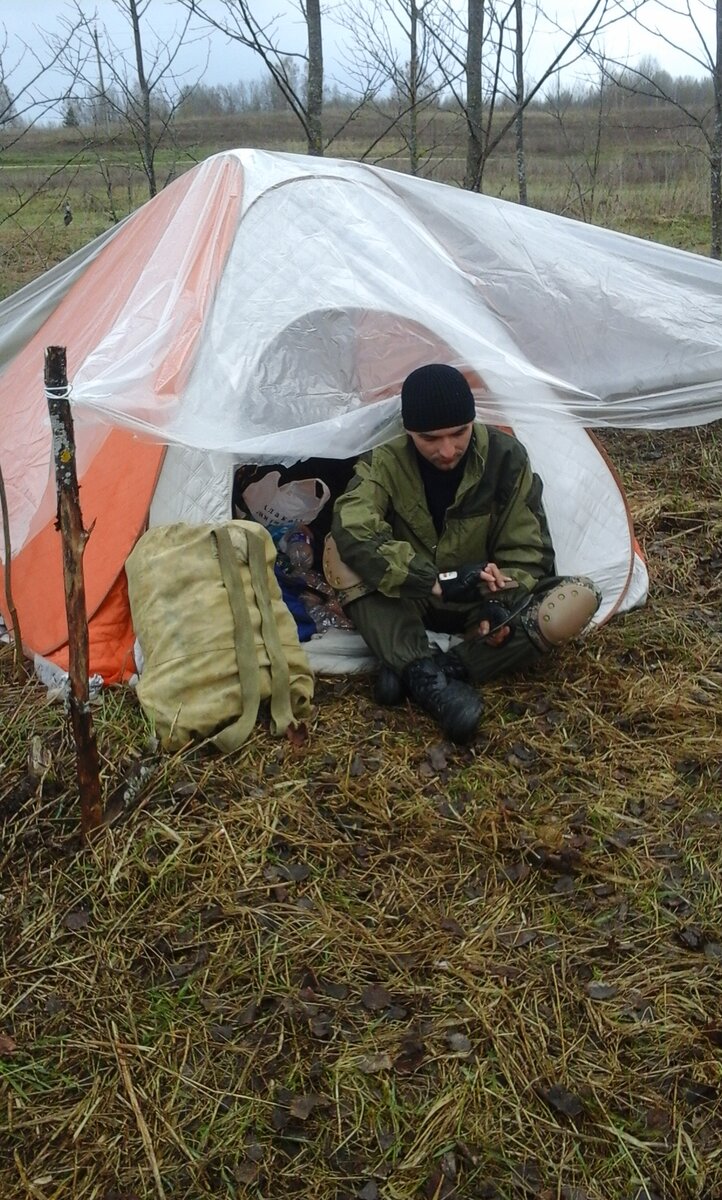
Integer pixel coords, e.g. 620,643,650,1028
402,657,483,744
373,664,405,706
434,645,469,681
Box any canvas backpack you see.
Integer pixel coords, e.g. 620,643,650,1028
126,520,314,751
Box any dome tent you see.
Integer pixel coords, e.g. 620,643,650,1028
1,148,721,684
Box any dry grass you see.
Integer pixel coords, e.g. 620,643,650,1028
1,425,721,1200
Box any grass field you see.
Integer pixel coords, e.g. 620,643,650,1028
1,426,721,1200
0,100,714,301
1,112,721,1200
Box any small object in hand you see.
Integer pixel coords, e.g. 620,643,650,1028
438,562,488,603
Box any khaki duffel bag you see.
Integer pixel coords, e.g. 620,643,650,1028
126,521,314,751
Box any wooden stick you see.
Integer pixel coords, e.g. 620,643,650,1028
0,456,30,681
45,345,103,837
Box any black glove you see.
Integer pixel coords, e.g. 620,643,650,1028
478,598,515,638
437,563,488,603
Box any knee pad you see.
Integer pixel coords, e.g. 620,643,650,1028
521,576,602,653
322,534,371,606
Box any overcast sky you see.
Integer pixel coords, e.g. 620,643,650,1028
0,0,716,111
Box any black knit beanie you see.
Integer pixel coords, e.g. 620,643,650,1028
401,364,475,432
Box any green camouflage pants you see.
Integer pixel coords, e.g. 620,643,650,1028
346,588,550,685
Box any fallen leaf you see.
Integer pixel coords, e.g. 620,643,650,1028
427,743,449,772
358,1183,379,1200
440,915,466,938
682,1079,717,1107
585,981,618,1001
675,925,705,951
358,1051,393,1074
349,754,366,777
540,1083,584,1120
627,798,646,817
361,984,392,1011
211,1023,235,1042
237,999,259,1026
235,1162,260,1185
310,1016,332,1039
499,861,531,884
270,1105,290,1132
321,980,350,1000
289,1093,321,1120
483,961,521,981
393,1033,425,1073
446,1031,472,1055
496,928,537,949
285,722,308,748
63,908,90,931
278,862,311,882
0,1033,17,1055
507,741,538,768
384,1004,408,1022
423,1166,456,1199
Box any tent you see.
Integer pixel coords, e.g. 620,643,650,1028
2,148,722,684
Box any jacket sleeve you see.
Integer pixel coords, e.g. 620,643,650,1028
488,454,556,592
330,458,437,599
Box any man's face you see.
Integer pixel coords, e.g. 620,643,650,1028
407,423,474,470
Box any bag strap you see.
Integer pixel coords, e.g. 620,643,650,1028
245,525,296,736
211,525,297,752
211,526,262,752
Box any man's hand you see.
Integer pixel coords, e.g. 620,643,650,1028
477,598,514,647
436,563,488,603
434,562,518,603
479,562,518,593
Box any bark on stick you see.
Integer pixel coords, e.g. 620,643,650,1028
45,345,103,837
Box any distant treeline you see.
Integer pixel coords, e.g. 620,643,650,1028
52,59,714,130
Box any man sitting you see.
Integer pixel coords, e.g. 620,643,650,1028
327,363,600,743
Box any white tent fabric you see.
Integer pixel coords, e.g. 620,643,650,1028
65,149,722,445
2,147,722,679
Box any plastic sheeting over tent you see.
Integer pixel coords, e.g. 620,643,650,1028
1,148,721,683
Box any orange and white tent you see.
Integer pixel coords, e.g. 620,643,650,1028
2,148,722,683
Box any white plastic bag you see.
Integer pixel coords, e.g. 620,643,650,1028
242,471,331,527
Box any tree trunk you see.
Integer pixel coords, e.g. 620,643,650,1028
464,0,484,191
712,0,722,258
129,0,157,197
45,346,104,838
409,0,420,174
514,0,527,205
306,0,324,155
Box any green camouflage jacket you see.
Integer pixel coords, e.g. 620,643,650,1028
331,424,556,600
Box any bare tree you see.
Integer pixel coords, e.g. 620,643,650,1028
338,0,457,173
183,0,325,155
0,21,91,245
464,0,484,187
56,0,200,199
513,0,526,203
435,0,626,193
591,0,722,257
543,65,610,221
0,20,88,154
